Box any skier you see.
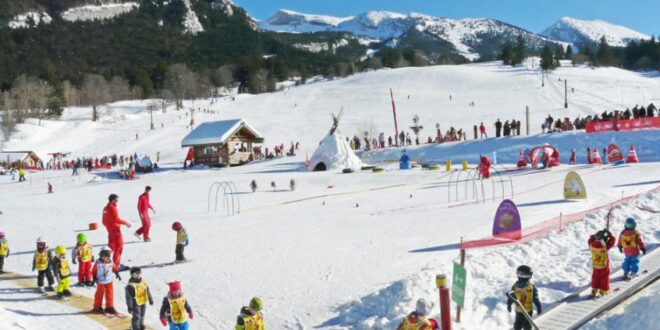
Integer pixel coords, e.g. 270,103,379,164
235,297,266,330
160,281,194,330
0,231,9,274
125,267,154,330
32,236,55,293
18,168,26,182
478,155,492,179
479,123,487,139
52,245,72,299
588,229,615,297
569,149,577,165
172,222,188,263
135,186,156,242
103,194,131,271
396,298,438,330
618,218,647,280
250,180,257,193
72,233,95,286
289,178,296,191
92,246,120,314
506,265,542,330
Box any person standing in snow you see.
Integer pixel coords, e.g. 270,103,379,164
506,265,542,330
235,297,266,330
172,222,188,264
479,123,487,139
618,218,646,280
125,267,153,330
160,281,194,330
396,298,438,330
569,149,577,165
135,186,156,242
33,236,55,293
92,246,120,314
103,194,131,271
495,119,502,137
588,229,615,297
72,233,94,286
0,231,8,274
52,245,73,299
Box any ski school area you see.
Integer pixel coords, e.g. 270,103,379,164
0,60,659,329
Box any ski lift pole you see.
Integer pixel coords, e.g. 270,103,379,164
390,89,400,147
436,274,452,330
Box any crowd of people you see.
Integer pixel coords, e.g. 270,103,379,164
543,103,657,133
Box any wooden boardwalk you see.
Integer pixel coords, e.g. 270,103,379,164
535,247,660,330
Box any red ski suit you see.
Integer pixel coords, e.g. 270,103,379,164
102,201,128,271
588,234,616,294
135,193,152,240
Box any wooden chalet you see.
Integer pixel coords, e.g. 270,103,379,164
181,119,264,167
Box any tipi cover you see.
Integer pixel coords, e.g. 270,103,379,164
309,130,364,171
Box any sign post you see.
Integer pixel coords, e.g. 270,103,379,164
452,258,467,322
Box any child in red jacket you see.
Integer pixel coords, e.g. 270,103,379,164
588,229,615,297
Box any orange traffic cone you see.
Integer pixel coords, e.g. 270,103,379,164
626,145,639,163
591,147,602,164
516,150,527,168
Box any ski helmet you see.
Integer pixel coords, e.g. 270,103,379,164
0,231,5,238
415,298,431,316
249,297,264,311
595,230,608,242
99,246,112,258
55,245,67,255
130,267,142,275
76,233,87,244
172,222,182,231
516,265,533,279
36,236,46,244
625,218,636,229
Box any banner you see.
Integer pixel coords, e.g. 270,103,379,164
606,144,624,163
563,171,587,200
492,199,521,240
586,117,660,133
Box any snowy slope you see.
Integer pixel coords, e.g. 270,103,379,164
259,9,352,33
541,17,651,47
0,62,659,329
7,11,52,29
61,2,139,22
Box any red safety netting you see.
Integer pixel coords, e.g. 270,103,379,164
461,186,660,250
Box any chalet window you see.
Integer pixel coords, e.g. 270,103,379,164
203,146,219,155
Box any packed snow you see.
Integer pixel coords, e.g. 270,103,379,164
61,2,139,22
181,0,204,35
541,17,651,48
0,61,658,329
7,11,52,29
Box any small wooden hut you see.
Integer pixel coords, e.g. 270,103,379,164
181,119,264,167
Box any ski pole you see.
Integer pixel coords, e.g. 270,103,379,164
507,291,540,330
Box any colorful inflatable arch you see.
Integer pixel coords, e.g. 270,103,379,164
607,144,624,163
529,145,560,168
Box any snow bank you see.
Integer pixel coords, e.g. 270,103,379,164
61,2,139,22
8,11,52,29
582,281,660,329
309,131,364,171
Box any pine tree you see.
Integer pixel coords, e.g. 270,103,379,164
499,41,513,65
511,35,526,66
541,46,556,70
596,36,613,66
554,45,565,60
565,45,573,59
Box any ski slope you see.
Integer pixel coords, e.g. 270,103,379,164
0,61,659,329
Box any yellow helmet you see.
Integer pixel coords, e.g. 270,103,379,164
249,297,263,311
55,245,67,255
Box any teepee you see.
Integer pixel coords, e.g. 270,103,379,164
309,111,364,171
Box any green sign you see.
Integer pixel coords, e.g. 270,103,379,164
451,262,467,308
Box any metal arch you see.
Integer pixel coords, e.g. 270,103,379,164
455,169,464,201
447,169,459,202
208,181,240,216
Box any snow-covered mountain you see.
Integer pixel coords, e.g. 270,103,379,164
260,10,562,60
541,17,650,47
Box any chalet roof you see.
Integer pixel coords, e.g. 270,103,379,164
0,151,40,163
181,119,264,147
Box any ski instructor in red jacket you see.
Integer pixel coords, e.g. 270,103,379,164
103,194,131,271
135,186,156,242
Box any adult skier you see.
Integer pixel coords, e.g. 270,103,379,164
103,194,131,271
618,218,647,279
506,265,542,330
588,229,615,297
135,186,156,242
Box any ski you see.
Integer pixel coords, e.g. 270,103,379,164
102,312,126,318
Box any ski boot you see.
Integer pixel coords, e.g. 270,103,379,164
46,286,55,292
38,287,46,294
91,307,103,314
63,289,72,297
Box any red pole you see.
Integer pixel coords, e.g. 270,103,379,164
390,89,400,147
436,274,452,330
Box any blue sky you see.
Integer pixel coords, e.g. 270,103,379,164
233,0,658,35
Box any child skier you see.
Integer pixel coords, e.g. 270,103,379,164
125,267,153,330
618,218,647,280
92,246,120,314
396,298,438,330
0,231,9,274
32,236,55,293
52,245,73,299
72,233,94,286
172,222,188,263
588,229,615,297
235,297,266,330
506,265,542,330
159,281,193,330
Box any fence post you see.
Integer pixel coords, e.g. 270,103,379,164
526,106,530,135
559,212,562,231
436,274,452,330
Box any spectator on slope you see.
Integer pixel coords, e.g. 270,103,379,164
506,265,542,330
503,120,511,136
103,194,131,271
588,229,615,298
235,297,266,330
618,218,647,280
396,298,438,330
479,122,487,139
495,119,502,137
135,186,156,242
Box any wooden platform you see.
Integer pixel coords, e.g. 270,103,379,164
535,247,660,330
